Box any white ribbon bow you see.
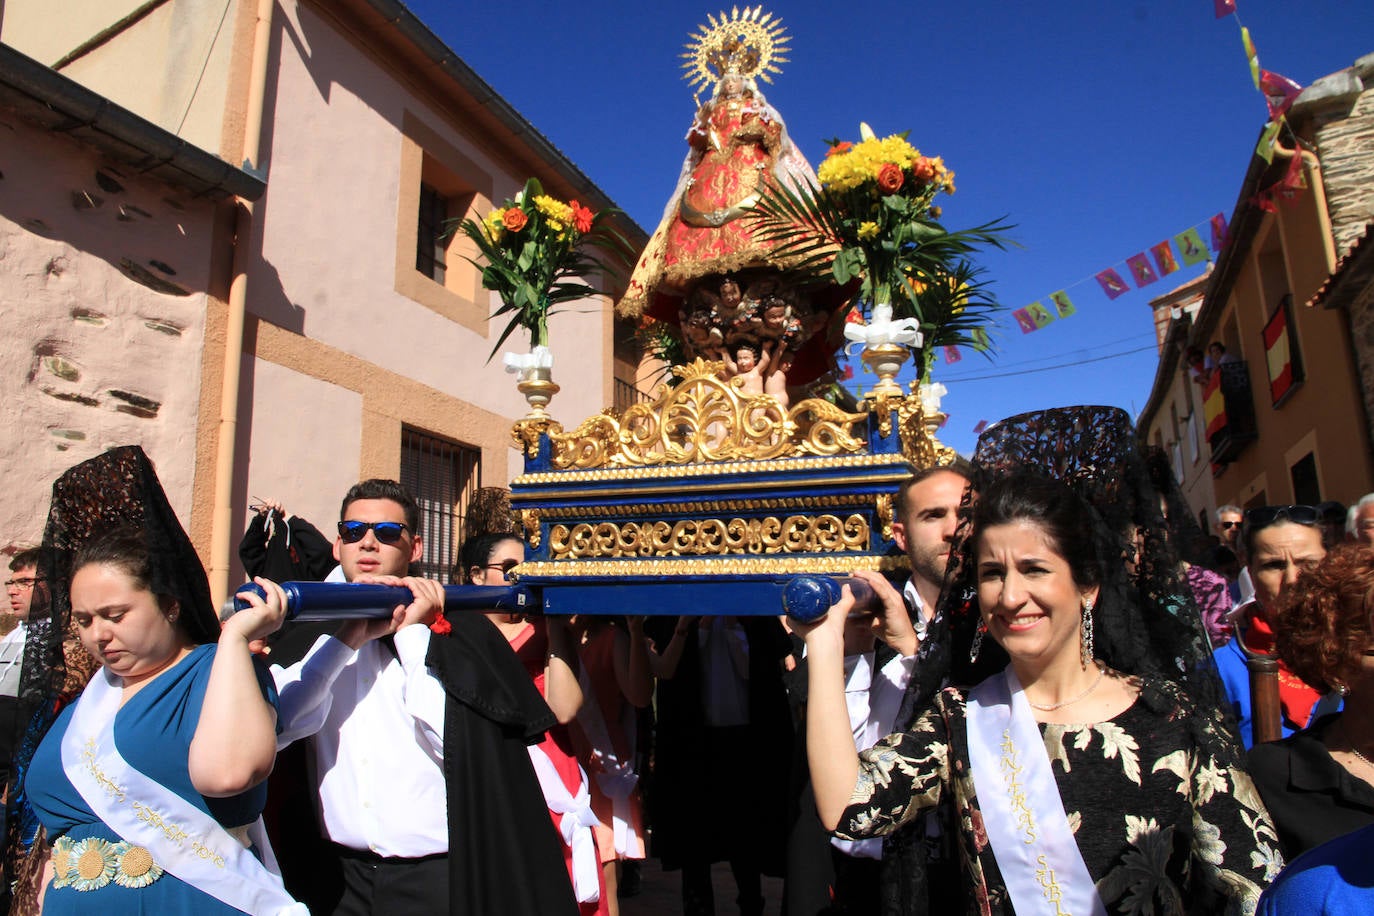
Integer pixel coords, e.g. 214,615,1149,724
527,746,602,904
503,345,554,380
843,303,923,354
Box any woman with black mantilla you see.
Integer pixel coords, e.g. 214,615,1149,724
800,407,1281,914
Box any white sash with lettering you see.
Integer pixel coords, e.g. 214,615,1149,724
61,666,306,915
527,744,602,903
966,667,1106,916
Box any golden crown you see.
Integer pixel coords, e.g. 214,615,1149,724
681,6,789,98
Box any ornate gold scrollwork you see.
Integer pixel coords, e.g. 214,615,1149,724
519,509,542,549
517,554,910,578
540,360,869,470
875,493,895,541
511,416,564,459
867,391,956,469
547,513,870,560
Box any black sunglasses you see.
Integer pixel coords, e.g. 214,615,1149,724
337,520,411,544
1218,521,1242,530
1244,505,1321,530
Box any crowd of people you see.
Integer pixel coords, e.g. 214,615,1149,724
2,407,1374,914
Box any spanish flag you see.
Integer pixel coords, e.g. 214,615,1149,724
1204,370,1226,440
1264,306,1296,403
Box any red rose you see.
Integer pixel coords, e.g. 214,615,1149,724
429,610,452,636
570,200,594,233
503,207,528,232
877,163,904,193
912,158,936,182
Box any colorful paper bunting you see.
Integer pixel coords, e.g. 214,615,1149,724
1174,228,1210,266
1214,0,1236,18
1126,253,1159,288
1150,241,1179,277
1209,213,1229,254
943,346,962,364
1012,308,1037,334
1255,120,1282,163
970,327,992,351
1025,301,1056,329
1095,268,1131,300
1049,290,1075,318
1241,26,1260,90
1260,70,1303,120
842,364,854,380
973,420,989,434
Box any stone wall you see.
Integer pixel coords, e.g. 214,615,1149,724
0,115,219,547
1315,83,1374,259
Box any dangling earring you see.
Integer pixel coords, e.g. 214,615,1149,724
969,620,986,663
1080,599,1095,668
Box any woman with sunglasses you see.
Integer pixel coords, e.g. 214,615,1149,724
800,407,1278,914
1214,505,1334,748
458,532,605,913
1247,544,1374,857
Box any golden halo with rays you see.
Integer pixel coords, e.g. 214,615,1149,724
680,6,789,99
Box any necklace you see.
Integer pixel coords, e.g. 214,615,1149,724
1350,745,1374,769
1028,663,1106,711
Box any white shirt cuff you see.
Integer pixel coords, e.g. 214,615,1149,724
392,624,433,673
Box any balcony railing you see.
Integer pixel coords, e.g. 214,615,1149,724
1203,361,1257,466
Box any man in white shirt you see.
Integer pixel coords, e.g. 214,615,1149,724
1,548,46,785
269,480,575,916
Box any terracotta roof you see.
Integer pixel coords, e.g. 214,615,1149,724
1308,222,1374,308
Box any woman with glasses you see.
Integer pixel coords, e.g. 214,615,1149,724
458,532,604,913
800,407,1278,914
1247,544,1374,857
1215,505,1334,748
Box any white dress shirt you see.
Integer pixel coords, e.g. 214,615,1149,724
272,626,450,857
0,622,25,697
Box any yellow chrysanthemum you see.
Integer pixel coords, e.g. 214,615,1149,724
856,221,880,241
533,195,573,224
484,208,507,239
818,134,922,192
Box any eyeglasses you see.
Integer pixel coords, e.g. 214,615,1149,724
1218,521,1242,530
483,560,521,573
337,520,411,544
1244,505,1321,530
4,578,43,589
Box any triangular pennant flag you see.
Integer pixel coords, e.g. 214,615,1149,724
1126,253,1159,288
1012,308,1038,333
1214,0,1236,17
1241,26,1260,90
970,327,992,351
1256,120,1282,163
1174,228,1210,266
1209,213,1229,253
1026,301,1056,329
1095,268,1131,300
1049,290,1076,318
943,346,962,364
842,364,854,380
1260,70,1304,121
972,420,989,434
1150,241,1179,277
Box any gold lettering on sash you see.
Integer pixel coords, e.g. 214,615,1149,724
1035,854,1071,915
999,729,1037,844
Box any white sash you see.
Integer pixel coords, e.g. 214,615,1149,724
574,665,643,858
966,668,1106,916
527,744,602,903
61,665,306,915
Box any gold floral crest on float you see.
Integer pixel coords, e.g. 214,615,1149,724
548,513,869,560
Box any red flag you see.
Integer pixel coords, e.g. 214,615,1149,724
1209,213,1229,253
1260,70,1303,120
1150,241,1179,277
1095,268,1130,300
943,346,962,364
973,420,989,434
1126,253,1159,288
842,364,854,380
1214,0,1236,17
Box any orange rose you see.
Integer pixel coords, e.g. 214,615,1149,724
570,200,594,233
912,158,936,182
877,163,904,193
503,207,528,232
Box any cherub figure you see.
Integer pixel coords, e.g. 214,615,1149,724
720,341,771,396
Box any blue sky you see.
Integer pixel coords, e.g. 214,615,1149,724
405,0,1371,455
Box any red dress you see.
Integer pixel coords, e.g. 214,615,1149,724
507,621,608,916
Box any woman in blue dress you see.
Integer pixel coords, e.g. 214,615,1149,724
18,446,300,914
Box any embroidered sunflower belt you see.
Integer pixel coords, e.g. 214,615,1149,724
52,834,163,891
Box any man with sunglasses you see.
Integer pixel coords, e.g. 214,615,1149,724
1214,504,1253,606
1214,504,1336,747
268,480,575,915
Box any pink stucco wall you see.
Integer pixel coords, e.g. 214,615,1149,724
0,115,219,547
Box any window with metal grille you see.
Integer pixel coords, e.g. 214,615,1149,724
399,428,480,582
416,183,449,284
